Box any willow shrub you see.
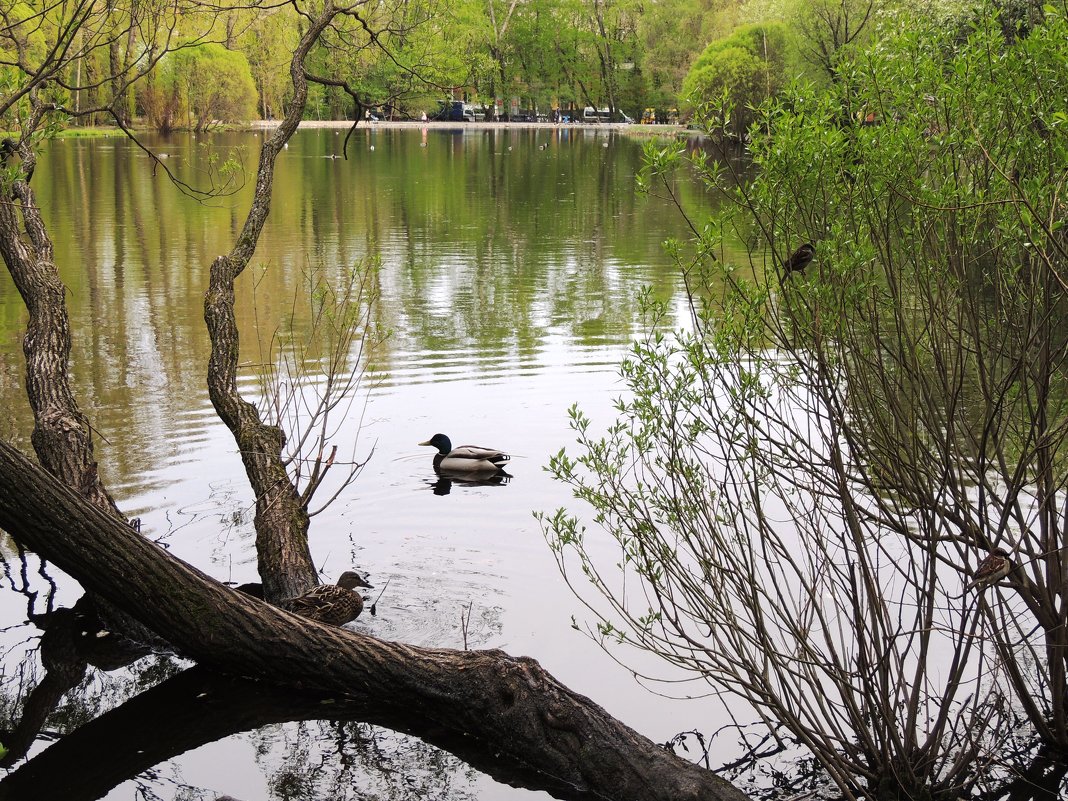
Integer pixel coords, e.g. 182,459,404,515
541,5,1068,800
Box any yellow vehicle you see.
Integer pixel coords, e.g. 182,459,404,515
640,108,680,124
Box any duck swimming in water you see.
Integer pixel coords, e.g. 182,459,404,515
419,433,510,474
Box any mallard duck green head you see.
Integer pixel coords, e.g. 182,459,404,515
419,433,452,454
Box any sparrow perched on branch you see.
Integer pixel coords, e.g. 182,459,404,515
966,548,1012,591
783,242,816,277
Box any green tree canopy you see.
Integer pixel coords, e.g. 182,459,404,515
637,0,716,109
681,21,804,133
141,43,258,132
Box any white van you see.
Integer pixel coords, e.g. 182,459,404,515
583,106,633,123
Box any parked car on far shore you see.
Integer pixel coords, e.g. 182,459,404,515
583,106,634,123
431,100,485,122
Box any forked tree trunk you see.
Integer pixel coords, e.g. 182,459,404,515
0,440,749,801
202,8,339,603
0,134,119,518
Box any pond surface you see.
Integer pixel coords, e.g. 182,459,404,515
0,126,739,800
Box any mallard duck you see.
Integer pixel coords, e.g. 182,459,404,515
419,433,510,474
281,571,372,626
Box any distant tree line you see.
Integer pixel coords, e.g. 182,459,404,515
5,0,1013,130
235,0,887,123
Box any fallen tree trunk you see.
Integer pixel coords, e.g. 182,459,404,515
0,665,630,801
0,439,749,801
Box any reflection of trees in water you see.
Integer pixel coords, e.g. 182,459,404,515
0,649,534,801
0,133,694,488
0,565,489,801
0,620,182,760
264,720,477,801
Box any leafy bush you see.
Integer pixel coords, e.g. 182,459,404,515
140,43,258,132
681,22,804,135
545,4,1068,797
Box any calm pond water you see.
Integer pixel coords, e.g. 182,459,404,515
0,126,738,800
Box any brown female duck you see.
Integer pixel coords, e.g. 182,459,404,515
281,571,372,626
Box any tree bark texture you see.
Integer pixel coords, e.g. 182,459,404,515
0,440,750,801
0,143,119,517
0,665,653,801
202,8,338,602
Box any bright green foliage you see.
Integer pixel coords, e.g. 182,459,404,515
140,43,258,132
1,0,890,127
302,0,483,119
736,0,885,81
545,4,1068,796
683,46,765,120
637,0,716,109
497,0,577,110
790,0,879,79
542,0,607,111
459,0,646,118
174,44,258,131
681,22,805,133
687,20,796,73
238,10,299,120
0,2,73,131
0,2,49,82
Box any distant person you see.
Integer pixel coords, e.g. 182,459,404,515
421,111,427,121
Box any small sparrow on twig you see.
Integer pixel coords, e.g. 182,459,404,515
966,548,1012,591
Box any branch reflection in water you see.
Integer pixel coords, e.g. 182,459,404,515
0,661,609,801
0,555,530,801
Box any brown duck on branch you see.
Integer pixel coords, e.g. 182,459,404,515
783,242,815,278
281,571,373,626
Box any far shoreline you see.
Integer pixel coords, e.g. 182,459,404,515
52,119,695,139
251,119,691,136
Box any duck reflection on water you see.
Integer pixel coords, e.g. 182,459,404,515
428,472,512,496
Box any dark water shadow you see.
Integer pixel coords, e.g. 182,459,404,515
427,472,512,495
0,663,602,801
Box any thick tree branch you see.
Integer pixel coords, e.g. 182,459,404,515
0,132,119,517
0,666,617,801
0,440,749,801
